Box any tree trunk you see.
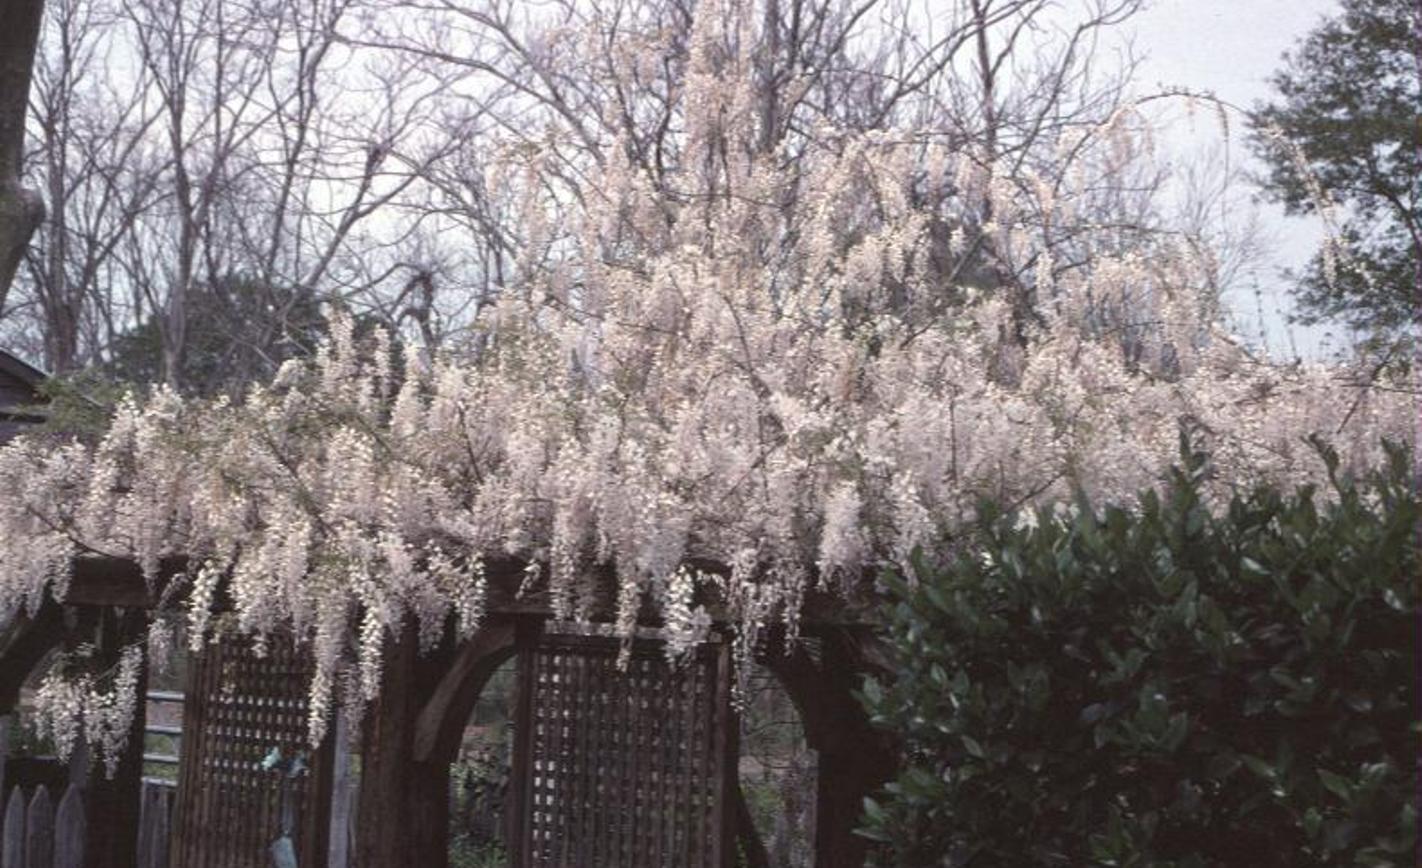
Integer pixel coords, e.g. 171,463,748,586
0,0,46,313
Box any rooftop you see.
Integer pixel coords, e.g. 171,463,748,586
0,349,48,443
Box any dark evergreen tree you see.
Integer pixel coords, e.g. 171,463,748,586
106,274,325,397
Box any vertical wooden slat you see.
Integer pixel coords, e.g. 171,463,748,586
325,713,351,868
170,639,207,868
594,647,613,867
506,620,537,867
675,654,694,861
583,652,600,867
572,653,595,864
546,650,566,867
715,641,736,868
146,787,169,868
627,656,643,861
603,648,620,866
135,782,153,868
0,714,9,806
539,652,554,866
54,784,85,868
626,657,641,861
23,785,51,868
136,780,174,868
3,786,24,868
693,652,710,867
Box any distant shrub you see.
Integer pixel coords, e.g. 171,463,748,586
858,437,1419,867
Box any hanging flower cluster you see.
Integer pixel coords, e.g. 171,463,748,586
1,0,1416,748
31,644,144,778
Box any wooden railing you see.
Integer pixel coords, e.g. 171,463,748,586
143,690,184,776
137,690,182,868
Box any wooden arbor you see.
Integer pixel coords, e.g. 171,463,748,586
0,557,895,868
357,561,894,868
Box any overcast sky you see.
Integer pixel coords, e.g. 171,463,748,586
1123,0,1344,359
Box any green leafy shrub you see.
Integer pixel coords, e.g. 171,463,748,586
859,437,1419,867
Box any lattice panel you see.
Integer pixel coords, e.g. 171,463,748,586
514,631,733,868
169,635,331,868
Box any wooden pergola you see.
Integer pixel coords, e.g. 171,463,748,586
0,555,895,868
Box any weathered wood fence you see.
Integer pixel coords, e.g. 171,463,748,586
0,685,179,868
2,783,83,868
0,780,174,868
134,782,175,868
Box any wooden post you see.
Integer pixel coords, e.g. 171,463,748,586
326,712,352,868
504,619,537,865
0,714,9,807
134,782,157,868
83,610,147,868
716,640,737,868
347,617,515,868
352,621,455,868
135,783,168,868
809,638,894,868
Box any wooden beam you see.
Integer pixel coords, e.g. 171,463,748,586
63,557,187,609
58,553,881,626
353,622,458,868
504,618,538,866
411,618,516,764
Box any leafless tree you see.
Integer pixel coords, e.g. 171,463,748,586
13,0,1246,390
21,0,164,373
342,0,1153,324
9,0,467,389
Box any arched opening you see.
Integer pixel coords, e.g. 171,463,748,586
349,615,890,868
735,661,818,868
448,656,516,867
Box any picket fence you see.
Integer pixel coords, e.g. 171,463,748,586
0,778,175,868
1,783,83,868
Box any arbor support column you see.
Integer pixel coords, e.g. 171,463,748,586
353,624,450,868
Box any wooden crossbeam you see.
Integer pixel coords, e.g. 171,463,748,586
56,554,879,624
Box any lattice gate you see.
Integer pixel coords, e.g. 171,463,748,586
168,635,333,868
509,624,736,868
